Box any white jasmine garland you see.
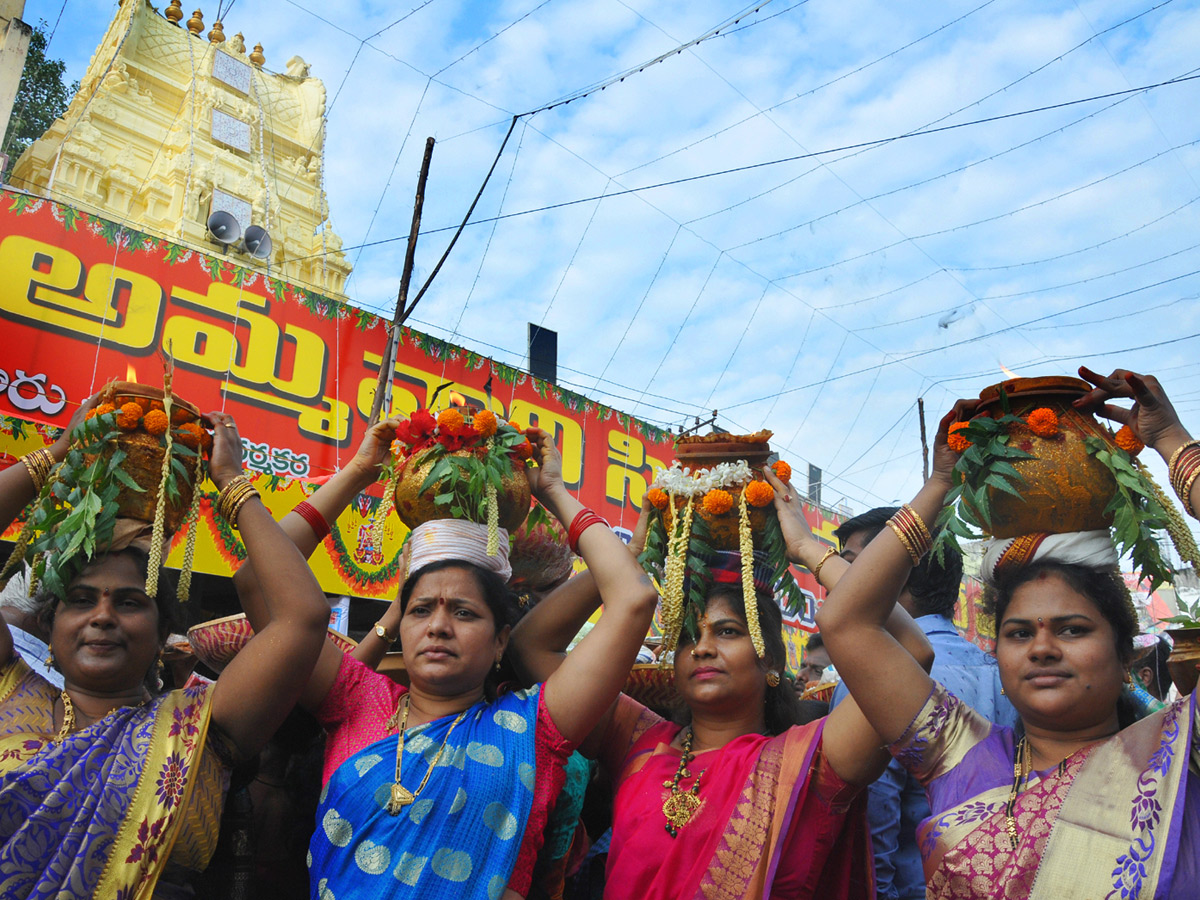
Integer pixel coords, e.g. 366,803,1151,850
650,460,754,496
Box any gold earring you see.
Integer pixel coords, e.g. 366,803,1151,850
1000,686,1006,696
45,647,54,670
494,659,502,673
765,671,781,688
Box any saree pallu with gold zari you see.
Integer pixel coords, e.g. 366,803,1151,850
604,700,873,900
893,682,1200,900
0,657,228,899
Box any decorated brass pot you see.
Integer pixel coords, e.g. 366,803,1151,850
661,482,771,551
393,447,531,533
1165,627,1200,697
96,382,206,533
969,376,1117,539
657,430,776,551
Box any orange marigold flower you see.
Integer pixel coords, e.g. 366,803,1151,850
200,428,213,453
473,409,498,438
116,401,142,431
702,488,734,516
744,480,775,507
647,488,670,510
143,409,169,437
1025,407,1059,438
772,460,792,483
171,406,193,425
947,421,972,453
93,402,116,419
148,400,164,412
1114,425,1144,456
175,421,203,450
437,408,465,431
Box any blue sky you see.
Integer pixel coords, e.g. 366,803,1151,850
33,0,1200,534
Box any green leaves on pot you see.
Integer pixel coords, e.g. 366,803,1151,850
1084,436,1172,593
932,411,1031,567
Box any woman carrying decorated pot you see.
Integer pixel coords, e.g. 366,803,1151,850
508,454,937,900
233,412,658,900
816,367,1200,900
0,391,331,900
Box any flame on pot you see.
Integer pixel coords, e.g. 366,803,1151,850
127,363,138,382
999,363,1019,379
448,390,467,408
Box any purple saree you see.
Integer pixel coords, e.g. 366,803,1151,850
891,682,1199,900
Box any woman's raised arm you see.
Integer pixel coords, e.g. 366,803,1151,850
232,417,401,710
206,413,330,761
507,496,653,686
816,406,964,745
763,465,935,784
528,431,658,745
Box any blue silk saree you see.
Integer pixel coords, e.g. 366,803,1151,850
310,685,542,900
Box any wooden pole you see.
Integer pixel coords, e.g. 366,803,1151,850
918,396,929,482
368,136,436,426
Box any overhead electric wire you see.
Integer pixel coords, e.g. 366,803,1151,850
274,70,1200,270
616,0,1000,180
723,266,1200,411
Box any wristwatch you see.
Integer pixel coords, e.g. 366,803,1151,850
374,622,397,643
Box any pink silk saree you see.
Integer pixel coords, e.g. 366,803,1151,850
600,697,873,900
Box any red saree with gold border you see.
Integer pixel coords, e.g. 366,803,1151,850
600,696,873,900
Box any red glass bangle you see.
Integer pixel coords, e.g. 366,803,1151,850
567,509,609,554
294,500,331,541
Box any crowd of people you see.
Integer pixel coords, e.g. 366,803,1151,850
0,365,1197,900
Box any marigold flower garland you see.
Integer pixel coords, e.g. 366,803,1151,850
737,491,765,657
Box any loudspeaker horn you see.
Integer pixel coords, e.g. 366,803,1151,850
206,210,242,245
243,225,273,260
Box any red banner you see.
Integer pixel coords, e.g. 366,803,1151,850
0,190,847,611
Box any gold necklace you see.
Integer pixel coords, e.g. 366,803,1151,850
1004,736,1068,849
662,727,703,838
386,694,469,816
53,690,76,743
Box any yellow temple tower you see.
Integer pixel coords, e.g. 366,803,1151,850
10,0,350,298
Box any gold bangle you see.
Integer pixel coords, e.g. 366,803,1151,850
886,517,921,566
901,505,932,549
20,448,54,494
1182,464,1200,520
226,488,260,525
1169,444,1200,507
216,474,260,526
1167,439,1200,478
811,546,838,583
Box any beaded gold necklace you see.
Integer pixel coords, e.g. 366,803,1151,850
385,694,469,816
1004,736,1068,849
662,727,702,837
